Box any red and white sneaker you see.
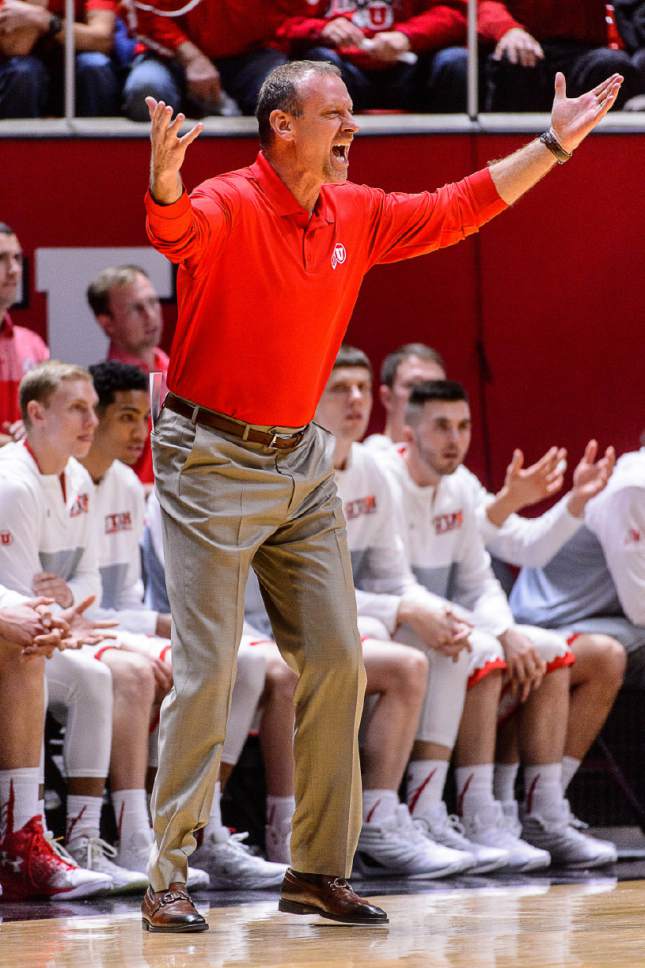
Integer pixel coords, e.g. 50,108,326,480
0,816,112,901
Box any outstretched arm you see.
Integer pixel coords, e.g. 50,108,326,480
490,72,623,205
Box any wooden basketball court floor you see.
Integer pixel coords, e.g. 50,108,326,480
3,869,645,968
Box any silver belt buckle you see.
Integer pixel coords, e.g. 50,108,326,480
268,428,296,449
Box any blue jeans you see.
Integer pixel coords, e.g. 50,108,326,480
123,47,286,121
0,51,119,118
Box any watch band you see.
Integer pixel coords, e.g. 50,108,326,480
45,14,63,39
539,129,573,164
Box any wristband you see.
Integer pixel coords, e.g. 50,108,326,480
539,129,572,164
45,14,63,39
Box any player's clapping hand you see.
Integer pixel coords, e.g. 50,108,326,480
551,71,623,154
32,572,73,608
145,97,204,204
320,17,365,50
57,595,118,650
567,440,616,518
499,628,546,703
500,445,567,512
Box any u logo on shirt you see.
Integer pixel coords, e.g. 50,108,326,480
331,243,347,270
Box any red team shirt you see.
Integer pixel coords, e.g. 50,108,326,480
0,314,49,428
476,0,609,46
145,152,506,427
277,1,469,67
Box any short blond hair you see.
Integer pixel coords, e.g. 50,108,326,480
20,360,92,427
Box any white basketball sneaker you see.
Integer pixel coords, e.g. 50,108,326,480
66,836,149,894
354,804,471,879
522,799,617,868
265,820,291,865
414,801,506,874
115,828,210,889
461,801,550,872
191,831,287,889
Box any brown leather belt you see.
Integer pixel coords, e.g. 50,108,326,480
163,393,307,450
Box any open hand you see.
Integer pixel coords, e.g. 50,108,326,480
58,595,118,648
551,72,623,154
501,445,567,512
567,440,616,518
146,97,204,204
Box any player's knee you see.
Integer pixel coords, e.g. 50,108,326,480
266,657,297,701
393,649,429,699
593,635,627,685
110,651,156,705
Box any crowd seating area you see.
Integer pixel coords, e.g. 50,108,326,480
1,1,645,120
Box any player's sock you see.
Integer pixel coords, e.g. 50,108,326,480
266,794,295,830
406,760,449,817
523,763,563,817
561,756,581,794
493,763,519,804
455,764,496,818
111,789,151,847
66,794,103,844
362,789,399,823
0,769,40,837
203,782,229,843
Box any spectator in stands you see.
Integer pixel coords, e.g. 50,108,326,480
0,223,48,445
276,1,467,111
615,0,645,107
122,0,288,121
368,341,625,811
84,361,283,890
0,0,120,118
86,264,167,484
480,0,641,111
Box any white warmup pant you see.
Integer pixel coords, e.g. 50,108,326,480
46,647,113,779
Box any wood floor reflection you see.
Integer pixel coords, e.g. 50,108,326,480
2,879,643,968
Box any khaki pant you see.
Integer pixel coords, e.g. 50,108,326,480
148,409,366,890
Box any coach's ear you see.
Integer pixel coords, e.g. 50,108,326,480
379,383,392,414
270,109,296,145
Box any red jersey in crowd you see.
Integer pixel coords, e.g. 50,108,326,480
476,0,609,47
134,0,291,59
47,0,117,15
107,343,169,485
145,151,506,427
0,314,49,428
277,1,468,68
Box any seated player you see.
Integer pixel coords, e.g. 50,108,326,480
511,441,645,698
370,340,625,821
81,360,284,890
0,360,162,894
143,489,288,890
379,379,616,867
0,587,119,900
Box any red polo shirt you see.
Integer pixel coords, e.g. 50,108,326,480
477,1,608,46
0,313,49,428
145,152,505,427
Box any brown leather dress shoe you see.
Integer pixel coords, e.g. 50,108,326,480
279,868,389,924
141,883,209,933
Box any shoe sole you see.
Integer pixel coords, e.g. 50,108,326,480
278,898,388,925
142,918,209,933
468,857,509,875
549,856,616,870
